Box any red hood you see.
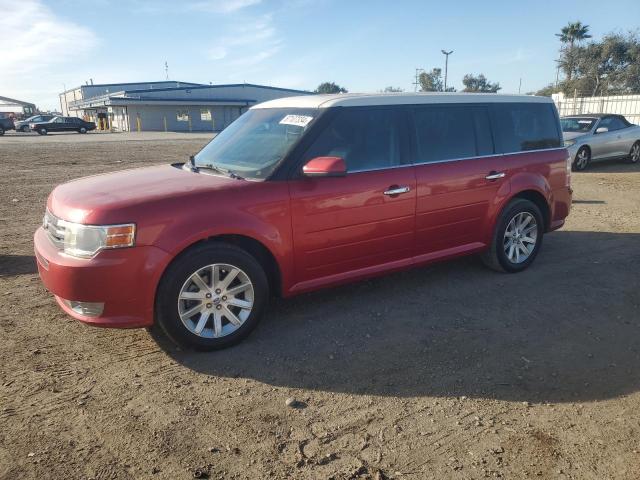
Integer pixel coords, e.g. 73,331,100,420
48,164,248,224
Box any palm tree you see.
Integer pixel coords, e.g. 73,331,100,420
556,21,592,81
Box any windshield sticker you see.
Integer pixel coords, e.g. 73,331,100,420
279,115,313,128
578,120,593,124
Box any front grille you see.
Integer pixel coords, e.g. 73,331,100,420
43,210,65,249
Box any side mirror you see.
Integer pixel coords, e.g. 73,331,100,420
302,156,347,177
595,127,608,134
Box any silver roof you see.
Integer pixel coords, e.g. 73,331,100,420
252,92,554,109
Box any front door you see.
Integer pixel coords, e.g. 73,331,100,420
288,107,416,291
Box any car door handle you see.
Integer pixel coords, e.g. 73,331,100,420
383,186,411,196
485,171,506,180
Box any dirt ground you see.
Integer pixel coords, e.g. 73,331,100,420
1,132,639,480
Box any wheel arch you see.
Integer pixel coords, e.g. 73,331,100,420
511,189,551,232
156,233,283,299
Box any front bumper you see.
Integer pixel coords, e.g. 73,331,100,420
34,227,171,328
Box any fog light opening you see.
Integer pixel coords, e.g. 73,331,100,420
62,300,104,317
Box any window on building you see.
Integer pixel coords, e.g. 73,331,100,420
177,110,189,122
200,109,212,121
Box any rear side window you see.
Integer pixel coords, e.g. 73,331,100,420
599,116,627,131
492,103,561,153
303,108,401,173
412,106,494,163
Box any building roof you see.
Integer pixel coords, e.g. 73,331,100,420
0,95,36,107
253,92,554,109
560,113,620,119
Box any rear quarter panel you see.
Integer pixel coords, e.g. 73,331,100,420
490,148,569,241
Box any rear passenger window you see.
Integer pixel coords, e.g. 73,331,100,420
492,103,561,152
413,106,494,163
303,108,401,173
599,116,626,131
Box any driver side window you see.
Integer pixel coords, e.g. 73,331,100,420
303,108,401,173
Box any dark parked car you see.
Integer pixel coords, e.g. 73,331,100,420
0,116,15,135
15,114,54,132
31,116,96,135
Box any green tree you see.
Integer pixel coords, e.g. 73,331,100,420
382,86,404,92
556,21,592,81
418,68,456,92
314,82,348,94
462,73,501,93
533,84,560,97
559,32,640,96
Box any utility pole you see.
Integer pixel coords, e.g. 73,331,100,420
413,68,425,92
518,78,522,94
441,50,453,91
164,61,169,80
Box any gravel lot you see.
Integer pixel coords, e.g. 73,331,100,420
1,132,639,480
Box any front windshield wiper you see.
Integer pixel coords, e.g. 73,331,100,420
197,162,245,180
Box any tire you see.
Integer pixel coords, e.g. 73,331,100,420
79,127,87,134
38,128,47,135
21,125,30,133
481,198,544,273
628,141,640,164
572,146,590,171
0,127,4,136
153,242,269,350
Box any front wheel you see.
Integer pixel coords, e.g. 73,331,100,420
21,125,30,133
79,127,87,134
481,198,544,273
628,141,640,164
153,243,269,350
38,128,47,135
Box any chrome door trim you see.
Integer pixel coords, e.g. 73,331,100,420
345,147,567,175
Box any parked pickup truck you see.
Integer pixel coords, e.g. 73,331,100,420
0,117,15,135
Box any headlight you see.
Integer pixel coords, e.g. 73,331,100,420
564,139,577,147
44,212,136,258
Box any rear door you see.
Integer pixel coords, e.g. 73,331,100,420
412,104,507,258
288,107,416,289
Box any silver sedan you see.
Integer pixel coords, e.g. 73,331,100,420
561,114,640,171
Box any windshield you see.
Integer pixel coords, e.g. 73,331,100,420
193,108,318,180
561,117,596,133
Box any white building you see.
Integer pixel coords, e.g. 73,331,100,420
59,81,310,132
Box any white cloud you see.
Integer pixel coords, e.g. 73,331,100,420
188,0,262,14
206,13,283,69
0,0,98,108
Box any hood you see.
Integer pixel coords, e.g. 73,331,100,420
562,131,588,141
48,164,248,224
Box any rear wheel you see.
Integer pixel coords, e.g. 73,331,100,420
628,141,640,164
572,146,590,171
481,198,544,273
153,243,269,350
38,128,47,135
0,127,4,136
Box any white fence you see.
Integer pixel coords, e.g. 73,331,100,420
552,93,640,125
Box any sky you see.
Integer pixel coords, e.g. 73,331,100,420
2,0,640,110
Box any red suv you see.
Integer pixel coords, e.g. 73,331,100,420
34,93,572,350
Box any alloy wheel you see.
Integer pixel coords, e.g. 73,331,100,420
575,148,589,169
177,263,254,338
631,143,640,163
503,212,538,264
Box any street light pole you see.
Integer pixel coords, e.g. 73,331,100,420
441,50,453,91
